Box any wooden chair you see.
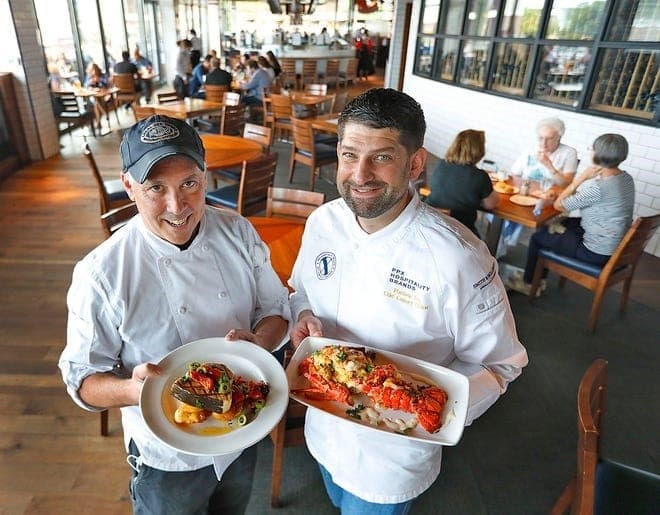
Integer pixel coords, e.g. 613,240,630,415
83,143,130,215
100,202,138,238
304,83,328,96
112,72,139,109
205,153,277,215
551,359,660,514
279,58,298,90
223,91,241,106
301,60,319,87
289,117,338,191
322,59,341,89
243,123,272,153
211,124,271,186
132,105,155,122
339,57,359,87
266,186,325,222
269,348,308,507
220,104,246,136
529,214,660,333
204,84,229,103
333,90,350,114
53,91,96,137
156,91,179,104
270,93,293,141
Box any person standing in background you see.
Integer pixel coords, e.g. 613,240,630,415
189,29,202,68
174,39,193,99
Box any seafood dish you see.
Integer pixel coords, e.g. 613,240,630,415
293,345,448,433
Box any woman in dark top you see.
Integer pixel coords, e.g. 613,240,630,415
425,129,499,236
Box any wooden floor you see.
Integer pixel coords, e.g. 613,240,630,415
1,74,658,514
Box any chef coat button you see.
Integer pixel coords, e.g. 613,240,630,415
218,291,227,298
202,244,209,251
178,306,187,314
164,258,172,266
477,303,485,310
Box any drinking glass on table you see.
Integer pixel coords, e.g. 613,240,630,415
540,176,553,195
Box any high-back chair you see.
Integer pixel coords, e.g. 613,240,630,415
112,73,139,109
301,60,319,87
156,91,179,104
220,104,246,136
204,84,229,103
551,359,660,514
270,93,293,141
243,123,272,153
323,59,341,89
280,58,298,90
340,57,359,87
333,90,350,114
529,214,660,333
289,117,338,191
83,143,130,215
223,91,241,106
266,186,325,222
205,153,277,216
53,91,96,137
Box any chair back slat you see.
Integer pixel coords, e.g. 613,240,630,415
270,94,292,119
266,186,324,221
243,123,272,152
601,215,660,277
291,118,315,154
204,84,229,103
100,203,138,238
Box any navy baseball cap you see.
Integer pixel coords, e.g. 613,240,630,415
120,115,206,183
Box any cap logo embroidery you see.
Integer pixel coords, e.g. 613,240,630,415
140,121,180,144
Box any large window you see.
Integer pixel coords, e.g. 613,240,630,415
414,0,660,123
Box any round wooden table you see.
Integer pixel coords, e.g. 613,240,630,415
200,134,264,169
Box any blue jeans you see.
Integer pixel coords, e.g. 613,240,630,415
319,464,413,515
523,217,610,283
128,440,256,515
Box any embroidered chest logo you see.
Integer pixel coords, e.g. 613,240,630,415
384,267,430,310
315,252,336,280
141,121,180,143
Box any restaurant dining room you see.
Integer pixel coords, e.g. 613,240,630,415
1,0,659,514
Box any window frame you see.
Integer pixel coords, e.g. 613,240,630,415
413,0,660,125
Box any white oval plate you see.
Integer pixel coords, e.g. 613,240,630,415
509,194,537,206
140,337,288,456
287,336,469,446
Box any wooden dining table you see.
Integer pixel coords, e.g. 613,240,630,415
483,175,561,255
310,116,339,134
150,98,223,122
200,134,264,170
247,216,305,287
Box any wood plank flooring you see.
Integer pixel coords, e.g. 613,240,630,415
1,77,658,514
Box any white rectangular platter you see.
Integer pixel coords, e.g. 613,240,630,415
286,336,470,446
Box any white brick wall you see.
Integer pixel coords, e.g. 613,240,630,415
397,0,660,257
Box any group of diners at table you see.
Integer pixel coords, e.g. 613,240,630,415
423,116,635,296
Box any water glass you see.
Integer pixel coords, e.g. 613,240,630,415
541,177,553,194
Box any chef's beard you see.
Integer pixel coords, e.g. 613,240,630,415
339,180,408,219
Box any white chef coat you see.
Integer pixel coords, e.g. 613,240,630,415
60,206,291,475
289,192,528,503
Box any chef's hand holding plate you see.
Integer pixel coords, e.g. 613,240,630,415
129,362,162,404
290,309,324,348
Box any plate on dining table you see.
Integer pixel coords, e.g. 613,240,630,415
286,336,469,446
509,194,538,207
493,181,519,195
140,337,288,456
